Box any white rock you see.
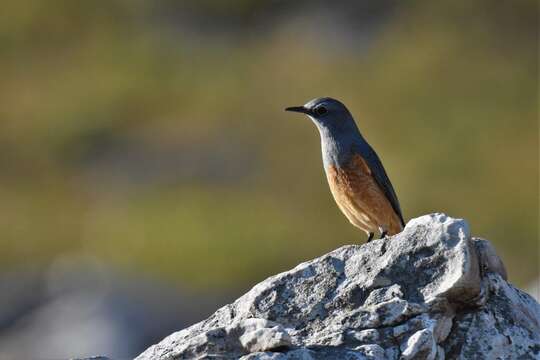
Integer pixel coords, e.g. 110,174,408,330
136,213,540,360
237,319,291,353
400,328,437,360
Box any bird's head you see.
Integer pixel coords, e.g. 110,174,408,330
285,97,358,136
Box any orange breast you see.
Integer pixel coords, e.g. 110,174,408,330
326,154,402,235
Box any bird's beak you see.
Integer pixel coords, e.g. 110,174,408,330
285,106,309,114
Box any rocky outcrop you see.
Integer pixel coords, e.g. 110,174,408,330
137,214,540,359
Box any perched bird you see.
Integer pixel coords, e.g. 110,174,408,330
285,97,405,242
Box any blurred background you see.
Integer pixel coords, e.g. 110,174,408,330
0,0,538,358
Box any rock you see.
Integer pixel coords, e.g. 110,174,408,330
238,319,292,353
136,213,540,360
402,328,438,360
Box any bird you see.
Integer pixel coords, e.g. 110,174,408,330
285,97,405,242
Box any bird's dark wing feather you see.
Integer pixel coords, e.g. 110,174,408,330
355,143,405,227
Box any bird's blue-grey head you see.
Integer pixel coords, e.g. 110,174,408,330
286,97,366,168
285,97,361,136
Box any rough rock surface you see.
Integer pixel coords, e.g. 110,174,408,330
137,214,540,359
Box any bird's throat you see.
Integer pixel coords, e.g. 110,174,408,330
320,134,353,170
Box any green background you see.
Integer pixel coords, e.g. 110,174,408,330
0,0,537,292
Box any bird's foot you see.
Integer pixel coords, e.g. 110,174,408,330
367,232,374,242
379,231,388,239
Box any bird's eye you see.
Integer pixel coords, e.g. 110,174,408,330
315,106,327,115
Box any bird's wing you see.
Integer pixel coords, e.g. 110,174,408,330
355,143,405,227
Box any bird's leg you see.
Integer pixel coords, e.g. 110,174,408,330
378,227,388,239
367,232,374,242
